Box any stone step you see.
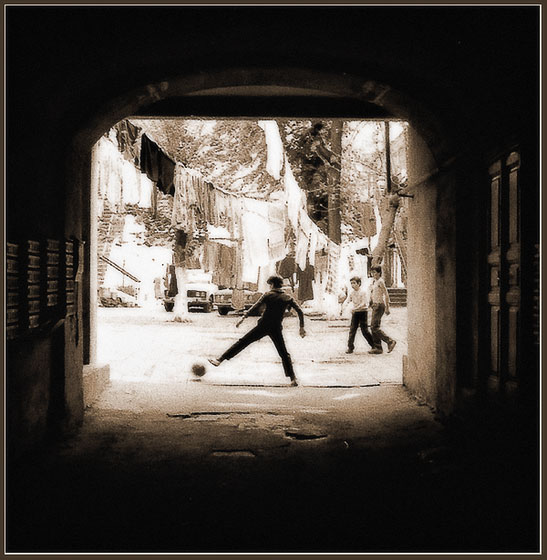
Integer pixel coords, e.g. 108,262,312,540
388,287,407,307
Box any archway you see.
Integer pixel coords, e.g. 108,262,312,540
71,67,458,418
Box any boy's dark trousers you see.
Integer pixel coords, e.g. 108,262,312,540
219,322,296,380
347,310,374,351
370,303,394,350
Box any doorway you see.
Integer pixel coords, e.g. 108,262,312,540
73,69,458,421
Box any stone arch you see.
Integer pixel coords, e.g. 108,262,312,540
74,67,453,164
73,66,458,417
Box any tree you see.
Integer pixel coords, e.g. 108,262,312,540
326,120,342,244
369,123,411,269
279,120,342,238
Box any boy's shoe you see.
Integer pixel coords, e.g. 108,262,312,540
208,358,221,367
290,378,299,387
345,348,353,354
368,349,383,354
387,340,397,353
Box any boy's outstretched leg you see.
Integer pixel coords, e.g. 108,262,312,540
209,324,266,367
269,329,299,386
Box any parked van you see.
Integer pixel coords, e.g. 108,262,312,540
163,268,218,313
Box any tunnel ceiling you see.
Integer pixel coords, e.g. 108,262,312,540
132,96,393,119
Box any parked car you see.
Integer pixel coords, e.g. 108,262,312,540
214,288,263,316
163,269,218,313
99,287,139,308
186,281,218,312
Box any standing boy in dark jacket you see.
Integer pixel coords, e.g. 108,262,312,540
208,275,306,386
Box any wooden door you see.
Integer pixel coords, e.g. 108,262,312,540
487,151,521,395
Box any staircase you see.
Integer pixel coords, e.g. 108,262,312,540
97,204,126,287
388,287,407,307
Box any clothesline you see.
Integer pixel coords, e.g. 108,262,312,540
98,120,382,308
116,120,340,268
121,120,272,203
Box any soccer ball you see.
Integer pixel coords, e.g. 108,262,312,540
191,362,207,377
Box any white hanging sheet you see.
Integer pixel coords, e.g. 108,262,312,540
258,120,284,180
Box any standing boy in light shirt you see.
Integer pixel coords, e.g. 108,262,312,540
368,266,396,354
344,276,375,354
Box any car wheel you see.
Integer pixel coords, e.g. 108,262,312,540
205,297,214,313
218,307,229,316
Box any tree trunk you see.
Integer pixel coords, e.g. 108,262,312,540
371,194,400,267
173,229,190,322
152,182,158,219
328,120,342,244
371,121,398,269
384,121,392,194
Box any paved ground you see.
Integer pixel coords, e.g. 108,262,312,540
6,306,539,554
97,305,406,388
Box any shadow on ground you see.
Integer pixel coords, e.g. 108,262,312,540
7,386,539,554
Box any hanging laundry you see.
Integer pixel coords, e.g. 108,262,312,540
298,211,316,267
277,254,296,279
138,172,154,208
314,250,328,283
215,191,230,231
140,134,160,184
172,164,191,228
202,239,212,273
241,252,258,285
95,136,123,208
308,227,318,266
206,182,217,226
297,260,315,302
159,157,175,196
257,261,277,292
258,120,284,180
231,196,242,238
284,158,305,230
295,225,309,271
218,244,236,288
315,228,329,252
114,119,140,165
91,139,104,212
184,238,202,269
121,158,140,205
241,198,271,268
325,241,341,294
140,134,175,195
106,151,122,208
267,203,287,262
